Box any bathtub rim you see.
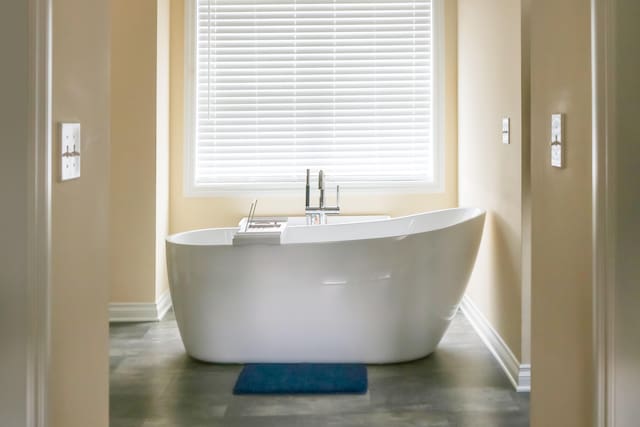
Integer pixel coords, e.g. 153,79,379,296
166,207,485,247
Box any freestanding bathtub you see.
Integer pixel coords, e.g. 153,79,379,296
166,207,485,364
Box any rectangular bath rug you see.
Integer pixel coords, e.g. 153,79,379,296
233,363,368,395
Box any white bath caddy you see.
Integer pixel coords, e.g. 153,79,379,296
233,217,288,246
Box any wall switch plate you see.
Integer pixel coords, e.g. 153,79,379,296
551,113,564,168
502,117,510,144
60,123,81,181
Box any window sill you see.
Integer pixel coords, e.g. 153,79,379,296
183,181,444,198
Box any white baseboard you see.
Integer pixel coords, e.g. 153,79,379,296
109,290,172,323
459,295,531,392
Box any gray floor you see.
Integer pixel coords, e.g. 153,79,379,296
110,311,529,427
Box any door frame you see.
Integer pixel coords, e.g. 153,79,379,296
591,0,615,426
26,0,52,425
21,0,621,426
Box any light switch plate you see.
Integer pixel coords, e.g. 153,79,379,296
502,117,510,145
551,114,563,168
60,123,81,181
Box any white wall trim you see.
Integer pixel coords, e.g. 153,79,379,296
592,0,616,425
459,295,531,392
109,290,172,323
26,0,52,425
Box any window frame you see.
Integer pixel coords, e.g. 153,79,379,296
183,0,445,197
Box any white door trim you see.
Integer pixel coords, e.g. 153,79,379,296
26,0,52,425
592,0,616,425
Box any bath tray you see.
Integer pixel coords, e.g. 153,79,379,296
233,216,288,246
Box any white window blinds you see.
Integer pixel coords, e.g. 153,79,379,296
192,0,438,189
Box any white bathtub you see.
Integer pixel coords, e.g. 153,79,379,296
166,207,485,364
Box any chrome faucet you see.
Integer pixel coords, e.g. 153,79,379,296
305,169,340,224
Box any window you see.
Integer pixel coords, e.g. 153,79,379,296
185,0,443,193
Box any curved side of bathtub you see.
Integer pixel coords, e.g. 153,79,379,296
166,208,485,364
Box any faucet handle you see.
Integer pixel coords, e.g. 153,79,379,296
336,185,340,207
318,169,324,189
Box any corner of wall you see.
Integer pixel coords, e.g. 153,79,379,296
457,0,528,389
110,0,172,308
155,0,171,302
519,0,532,366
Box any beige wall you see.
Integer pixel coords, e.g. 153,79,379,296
529,0,593,426
51,0,111,425
169,0,459,232
0,1,29,424
111,0,170,304
111,0,157,303
458,0,526,362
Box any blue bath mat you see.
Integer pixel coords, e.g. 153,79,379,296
233,363,368,395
